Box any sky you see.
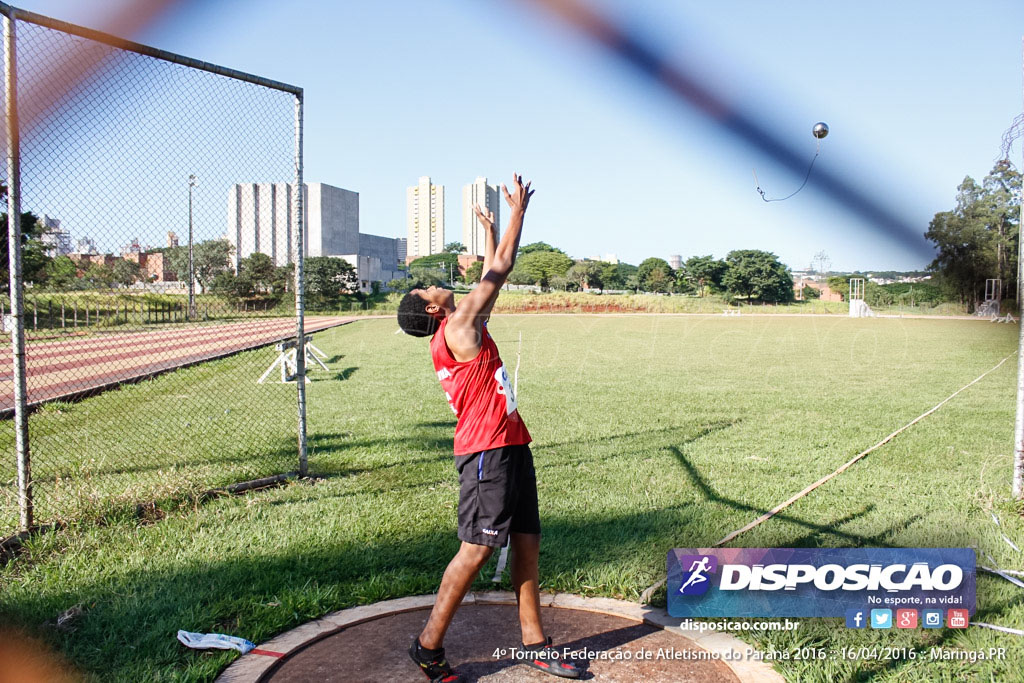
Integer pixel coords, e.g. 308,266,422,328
8,0,1024,272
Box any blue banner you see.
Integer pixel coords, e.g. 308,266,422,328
667,548,975,618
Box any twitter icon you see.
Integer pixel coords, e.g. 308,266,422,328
870,609,892,629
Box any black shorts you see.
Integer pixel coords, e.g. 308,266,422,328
454,444,540,548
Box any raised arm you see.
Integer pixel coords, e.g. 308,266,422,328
445,173,534,360
474,204,498,278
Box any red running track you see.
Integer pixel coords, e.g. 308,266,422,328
0,316,360,414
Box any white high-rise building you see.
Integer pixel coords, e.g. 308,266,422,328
406,176,445,260
227,181,402,292
461,177,500,257
39,215,72,257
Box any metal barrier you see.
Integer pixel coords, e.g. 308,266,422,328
2,3,308,535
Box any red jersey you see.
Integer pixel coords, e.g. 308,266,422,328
430,316,531,455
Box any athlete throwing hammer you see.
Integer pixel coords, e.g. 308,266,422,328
397,174,580,682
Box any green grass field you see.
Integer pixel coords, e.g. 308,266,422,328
2,314,1023,682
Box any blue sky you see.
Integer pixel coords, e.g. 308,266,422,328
11,0,1024,271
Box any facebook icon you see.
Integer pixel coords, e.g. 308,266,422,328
845,608,867,629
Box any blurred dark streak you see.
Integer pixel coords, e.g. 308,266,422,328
517,0,932,258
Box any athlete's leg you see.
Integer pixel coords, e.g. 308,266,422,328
418,541,494,650
510,531,545,645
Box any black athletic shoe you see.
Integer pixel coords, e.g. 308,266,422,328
408,638,463,683
520,636,582,679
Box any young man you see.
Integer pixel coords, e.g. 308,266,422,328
397,174,580,682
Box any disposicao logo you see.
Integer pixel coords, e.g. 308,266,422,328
676,555,718,596
667,548,975,618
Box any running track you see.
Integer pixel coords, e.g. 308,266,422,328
0,316,361,414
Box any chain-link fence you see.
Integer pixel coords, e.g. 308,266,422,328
1,3,312,536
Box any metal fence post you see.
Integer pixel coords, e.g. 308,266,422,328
293,92,307,477
4,7,32,531
1014,37,1024,501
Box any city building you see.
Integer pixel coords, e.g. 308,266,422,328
461,177,500,257
38,215,73,257
70,253,116,269
72,236,97,255
124,251,178,283
227,181,402,292
167,231,179,248
121,238,144,257
669,254,682,270
406,176,445,260
396,238,407,264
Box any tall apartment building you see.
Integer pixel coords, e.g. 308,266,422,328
406,176,445,260
669,254,682,270
461,177,500,257
39,215,72,257
227,181,401,292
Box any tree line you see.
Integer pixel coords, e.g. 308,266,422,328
394,241,797,303
925,159,1021,309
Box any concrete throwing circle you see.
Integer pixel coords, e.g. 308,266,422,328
216,593,782,683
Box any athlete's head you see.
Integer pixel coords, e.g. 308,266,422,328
397,286,455,337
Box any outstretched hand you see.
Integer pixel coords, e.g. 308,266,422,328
473,204,495,230
501,173,534,214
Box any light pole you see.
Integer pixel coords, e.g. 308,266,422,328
187,174,197,320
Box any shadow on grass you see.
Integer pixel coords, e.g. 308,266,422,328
0,508,701,681
326,367,358,382
667,446,912,548
0,485,1013,682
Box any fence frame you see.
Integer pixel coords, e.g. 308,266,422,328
1,2,306,532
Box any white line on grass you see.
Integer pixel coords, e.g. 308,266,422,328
640,351,1016,604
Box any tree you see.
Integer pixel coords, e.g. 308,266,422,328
111,258,141,286
923,162,1021,308
722,250,794,303
566,261,604,291
406,266,445,290
305,256,358,307
386,277,413,293
0,202,49,287
684,255,728,297
600,262,624,290
238,253,276,294
637,257,674,293
444,242,467,254
983,160,1022,299
518,241,567,257
515,250,573,289
673,269,696,295
614,263,639,292
827,275,850,301
165,239,233,294
272,263,294,295
409,252,460,281
45,255,78,290
549,275,574,292
464,260,484,284
81,263,115,289
799,282,822,300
